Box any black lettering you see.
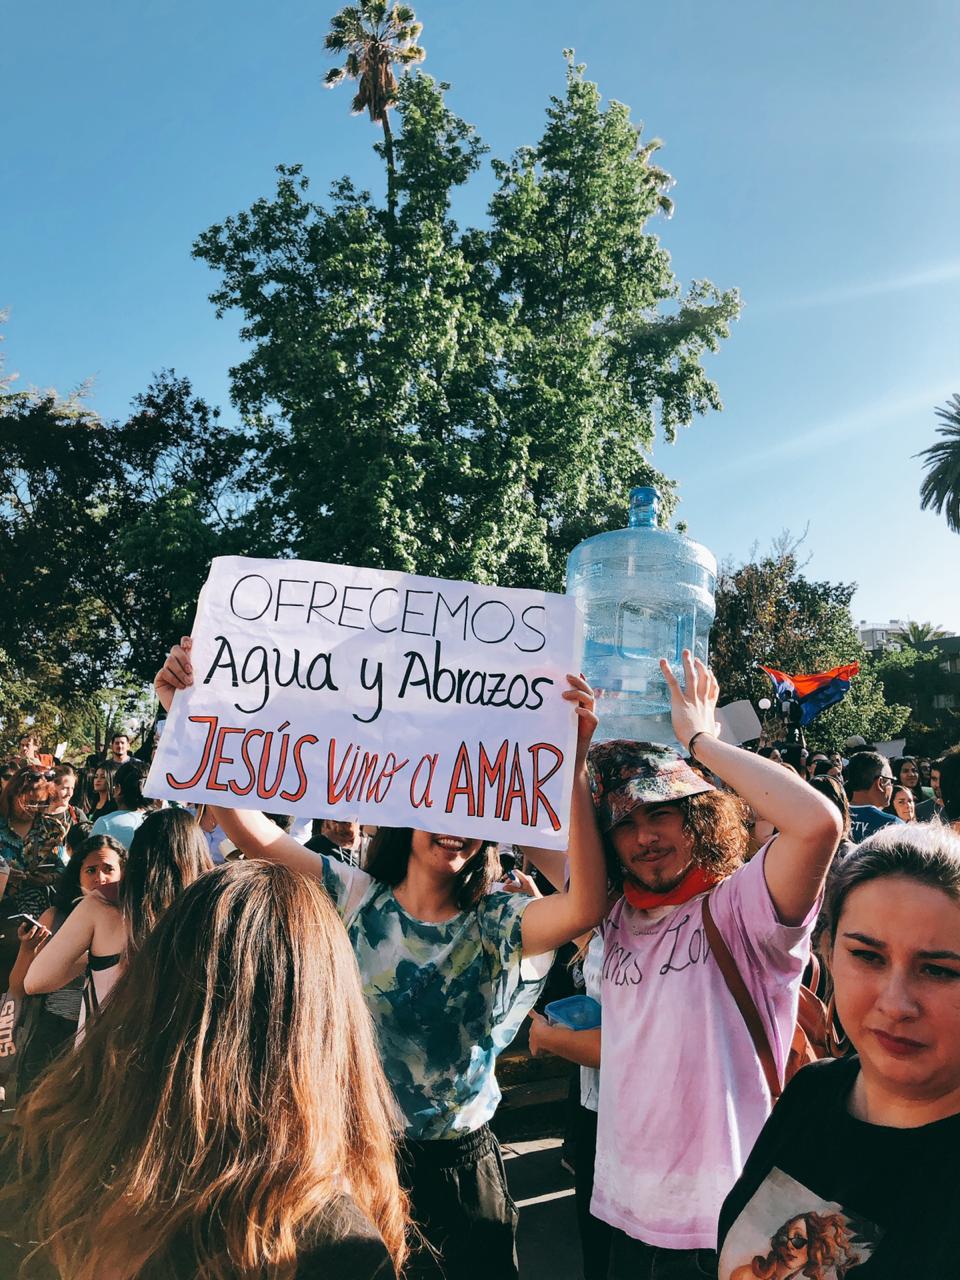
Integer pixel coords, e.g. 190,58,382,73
203,635,240,688
274,578,309,621
339,585,373,630
370,587,399,633
526,675,553,710
238,646,270,714
470,599,516,645
398,650,432,699
433,591,470,641
401,589,433,636
307,579,337,625
355,658,384,724
516,604,547,653
230,574,273,621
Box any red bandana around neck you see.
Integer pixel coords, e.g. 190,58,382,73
623,863,719,911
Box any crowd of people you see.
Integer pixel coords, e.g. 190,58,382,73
0,644,959,1279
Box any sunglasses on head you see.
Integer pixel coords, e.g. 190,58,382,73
26,769,55,782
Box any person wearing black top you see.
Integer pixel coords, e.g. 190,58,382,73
305,816,363,866
719,823,960,1278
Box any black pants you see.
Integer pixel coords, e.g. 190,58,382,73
607,1229,718,1279
400,1124,519,1280
574,1105,613,1280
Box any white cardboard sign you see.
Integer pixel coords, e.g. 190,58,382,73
715,700,763,746
146,557,583,848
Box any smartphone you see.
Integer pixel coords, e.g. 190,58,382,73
9,913,42,929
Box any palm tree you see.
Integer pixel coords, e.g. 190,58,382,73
902,620,949,648
918,393,960,533
323,1,425,224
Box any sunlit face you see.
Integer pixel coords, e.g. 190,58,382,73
610,802,695,894
899,762,920,788
767,749,782,764
781,1217,808,1268
19,737,37,756
892,789,916,822
409,830,484,878
92,767,107,794
79,849,123,894
111,736,129,759
55,774,76,805
831,876,960,1102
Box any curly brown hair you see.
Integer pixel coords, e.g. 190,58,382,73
601,788,749,889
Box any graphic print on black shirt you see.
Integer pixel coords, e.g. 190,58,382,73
720,1167,881,1278
718,1057,960,1278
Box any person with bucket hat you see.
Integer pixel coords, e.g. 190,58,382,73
589,652,842,1280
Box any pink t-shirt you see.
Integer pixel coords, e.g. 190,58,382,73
591,845,815,1251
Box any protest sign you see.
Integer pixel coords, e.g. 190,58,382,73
715,700,763,746
147,557,584,848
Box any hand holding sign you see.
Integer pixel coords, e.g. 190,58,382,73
148,558,584,848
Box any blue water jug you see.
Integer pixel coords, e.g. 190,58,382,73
565,486,717,747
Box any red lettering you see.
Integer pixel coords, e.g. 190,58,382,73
410,753,438,809
280,734,318,803
165,716,219,790
229,729,264,796
528,743,563,832
477,740,508,819
444,742,477,817
207,726,245,792
500,745,530,826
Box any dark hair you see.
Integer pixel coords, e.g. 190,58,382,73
52,763,76,781
808,774,851,838
844,751,887,797
83,758,118,812
121,808,212,951
365,828,500,911
65,820,93,856
811,758,836,777
112,759,152,812
110,732,129,745
821,824,960,948
52,834,127,916
893,755,925,802
940,747,960,822
757,746,781,761
885,784,916,818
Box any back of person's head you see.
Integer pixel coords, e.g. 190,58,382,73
7,861,408,1279
53,834,127,916
844,751,886,798
811,758,836,778
808,774,851,838
65,820,93,858
112,759,151,811
940,747,960,822
121,808,212,951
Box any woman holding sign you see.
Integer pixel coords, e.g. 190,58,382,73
155,639,607,1280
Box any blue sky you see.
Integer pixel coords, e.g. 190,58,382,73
4,0,959,632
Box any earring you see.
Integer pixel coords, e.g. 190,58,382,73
824,993,849,1058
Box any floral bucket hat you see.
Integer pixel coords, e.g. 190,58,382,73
587,740,715,832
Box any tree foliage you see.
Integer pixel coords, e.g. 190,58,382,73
711,542,909,750
193,58,739,592
0,371,256,714
918,393,960,533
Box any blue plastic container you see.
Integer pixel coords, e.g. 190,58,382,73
544,994,602,1031
565,486,717,747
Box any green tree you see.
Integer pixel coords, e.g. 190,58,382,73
0,369,256,709
194,58,738,591
710,542,909,750
918,393,960,533
901,619,948,648
323,0,425,225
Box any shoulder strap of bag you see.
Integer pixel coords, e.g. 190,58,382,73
702,891,782,1102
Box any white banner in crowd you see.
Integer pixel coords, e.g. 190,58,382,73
147,557,584,848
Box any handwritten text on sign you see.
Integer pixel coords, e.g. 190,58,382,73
146,558,584,847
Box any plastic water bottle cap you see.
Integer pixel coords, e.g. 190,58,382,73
628,486,660,528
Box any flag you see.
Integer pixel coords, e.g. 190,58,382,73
759,662,860,726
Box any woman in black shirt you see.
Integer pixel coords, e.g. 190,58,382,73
719,823,960,1278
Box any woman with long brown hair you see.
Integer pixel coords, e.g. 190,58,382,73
156,639,608,1280
2,860,408,1279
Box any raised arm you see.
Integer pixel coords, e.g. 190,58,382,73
520,677,609,958
24,898,98,994
661,653,842,926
